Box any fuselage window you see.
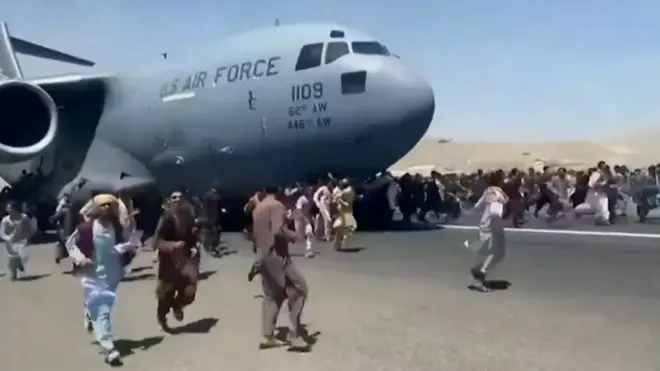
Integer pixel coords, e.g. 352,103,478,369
325,42,349,64
295,43,324,71
351,41,390,56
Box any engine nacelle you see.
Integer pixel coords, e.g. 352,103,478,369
0,80,58,163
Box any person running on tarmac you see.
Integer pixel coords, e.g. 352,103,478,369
550,167,573,207
502,168,524,227
534,166,562,221
243,191,263,246
52,193,72,265
570,171,589,210
250,185,309,350
153,191,201,333
332,178,358,251
200,183,223,256
586,161,612,225
611,165,630,217
463,171,508,293
418,172,443,223
312,179,333,241
1,201,34,280
65,194,139,365
293,186,315,258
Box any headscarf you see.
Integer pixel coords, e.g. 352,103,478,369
80,194,121,221
93,194,118,206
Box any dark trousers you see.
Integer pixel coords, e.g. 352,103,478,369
535,186,561,215
571,188,587,208
607,186,618,223
156,277,197,319
504,198,525,227
156,261,199,320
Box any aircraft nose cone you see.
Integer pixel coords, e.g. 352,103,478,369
339,57,435,174
385,62,435,143
403,78,435,131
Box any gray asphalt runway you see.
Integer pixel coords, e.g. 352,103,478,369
450,205,660,234
2,229,659,371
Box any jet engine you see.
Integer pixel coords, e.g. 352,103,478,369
0,80,58,163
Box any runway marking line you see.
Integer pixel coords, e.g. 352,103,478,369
442,225,660,238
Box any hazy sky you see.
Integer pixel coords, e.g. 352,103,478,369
2,0,659,141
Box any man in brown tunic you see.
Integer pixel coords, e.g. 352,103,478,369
251,186,309,349
154,191,200,332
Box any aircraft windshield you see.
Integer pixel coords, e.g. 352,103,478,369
325,42,349,64
296,43,324,71
351,41,390,56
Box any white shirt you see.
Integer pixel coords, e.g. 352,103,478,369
0,214,30,257
475,188,506,234
386,181,400,210
313,186,331,206
295,195,309,210
588,171,607,192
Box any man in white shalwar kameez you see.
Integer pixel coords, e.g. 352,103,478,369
464,175,509,293
385,174,401,221
65,194,139,365
0,202,34,280
313,181,333,241
293,189,315,258
585,162,611,225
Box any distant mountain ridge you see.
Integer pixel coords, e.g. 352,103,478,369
391,134,659,172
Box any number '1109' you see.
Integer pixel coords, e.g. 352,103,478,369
291,82,323,102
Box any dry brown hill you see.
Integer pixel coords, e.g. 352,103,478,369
391,129,659,173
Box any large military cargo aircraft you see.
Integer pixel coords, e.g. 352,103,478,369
0,21,434,199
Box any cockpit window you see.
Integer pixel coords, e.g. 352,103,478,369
325,42,349,64
351,41,390,56
295,43,324,71
329,30,345,38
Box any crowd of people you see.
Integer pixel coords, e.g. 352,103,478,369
1,159,659,364
388,160,660,227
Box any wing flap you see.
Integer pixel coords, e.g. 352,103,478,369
28,73,109,86
26,73,112,108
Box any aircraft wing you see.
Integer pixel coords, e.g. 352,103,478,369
0,21,159,196
32,74,157,197
29,74,158,197
27,73,113,107
0,20,112,107
60,176,156,200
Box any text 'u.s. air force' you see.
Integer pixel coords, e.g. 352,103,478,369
160,56,281,98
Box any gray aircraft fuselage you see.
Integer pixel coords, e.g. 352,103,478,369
2,23,435,198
